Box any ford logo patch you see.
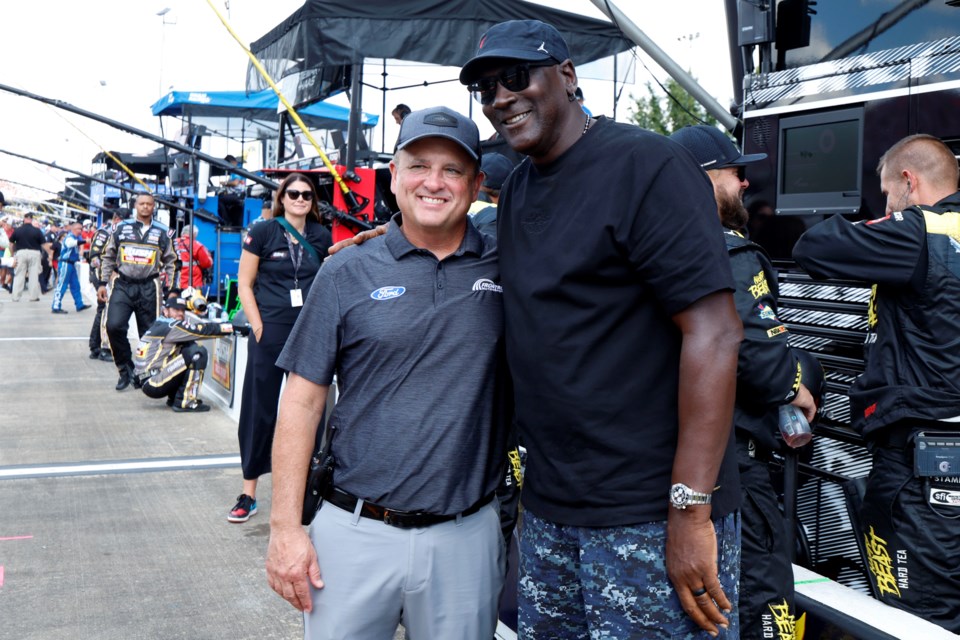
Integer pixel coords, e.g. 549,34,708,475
371,286,406,301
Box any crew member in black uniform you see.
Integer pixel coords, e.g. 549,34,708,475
671,125,820,640
794,134,960,633
87,208,127,361
134,289,249,412
97,193,177,391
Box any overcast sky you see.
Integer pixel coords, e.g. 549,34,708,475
0,0,734,203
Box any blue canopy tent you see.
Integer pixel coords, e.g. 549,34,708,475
150,89,378,130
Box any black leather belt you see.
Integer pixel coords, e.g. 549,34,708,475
324,486,494,529
118,273,159,284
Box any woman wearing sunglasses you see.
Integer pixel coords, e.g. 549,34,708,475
230,172,333,523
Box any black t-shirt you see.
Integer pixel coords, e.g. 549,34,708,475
10,224,45,251
242,218,332,325
498,118,738,526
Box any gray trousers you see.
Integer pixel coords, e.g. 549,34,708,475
305,499,505,640
12,249,41,301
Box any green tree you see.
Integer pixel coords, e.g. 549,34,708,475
629,76,718,135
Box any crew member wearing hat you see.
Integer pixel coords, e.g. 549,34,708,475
134,289,249,412
266,106,508,639
468,152,514,238
461,20,742,639
671,124,820,639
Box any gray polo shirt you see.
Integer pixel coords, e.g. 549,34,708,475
277,216,509,515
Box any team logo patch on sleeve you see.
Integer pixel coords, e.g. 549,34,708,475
767,324,788,337
756,303,778,321
472,278,502,293
243,235,253,245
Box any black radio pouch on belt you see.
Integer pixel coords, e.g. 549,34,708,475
302,425,335,526
914,431,960,477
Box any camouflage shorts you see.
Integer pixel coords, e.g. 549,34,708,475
518,509,740,639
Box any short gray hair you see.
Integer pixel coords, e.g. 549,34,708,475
180,224,199,238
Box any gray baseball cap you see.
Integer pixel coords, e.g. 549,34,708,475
395,106,482,162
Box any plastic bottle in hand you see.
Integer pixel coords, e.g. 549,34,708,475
778,404,812,448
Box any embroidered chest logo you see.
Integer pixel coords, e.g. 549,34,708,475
370,286,406,301
472,279,502,293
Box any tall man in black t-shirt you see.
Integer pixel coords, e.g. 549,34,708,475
461,20,743,639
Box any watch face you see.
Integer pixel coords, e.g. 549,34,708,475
671,484,689,506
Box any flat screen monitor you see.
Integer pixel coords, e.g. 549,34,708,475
776,107,863,215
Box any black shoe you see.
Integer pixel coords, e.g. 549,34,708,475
89,350,101,360
115,369,132,391
77,305,91,312
172,400,211,413
166,397,175,407
51,309,68,314
99,349,114,362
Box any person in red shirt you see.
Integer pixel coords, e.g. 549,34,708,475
175,224,213,290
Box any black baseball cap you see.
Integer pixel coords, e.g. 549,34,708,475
669,125,766,169
460,20,571,85
481,153,514,190
395,106,482,162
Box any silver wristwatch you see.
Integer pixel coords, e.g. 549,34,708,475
669,483,713,510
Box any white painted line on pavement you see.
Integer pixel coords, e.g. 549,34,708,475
0,455,241,479
0,337,88,341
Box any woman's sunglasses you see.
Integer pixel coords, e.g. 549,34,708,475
468,61,556,106
284,189,314,202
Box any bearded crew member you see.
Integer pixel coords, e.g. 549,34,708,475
97,193,177,391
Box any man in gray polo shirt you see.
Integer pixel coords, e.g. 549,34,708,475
266,106,509,639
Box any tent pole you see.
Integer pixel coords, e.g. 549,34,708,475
381,59,387,153
346,61,363,171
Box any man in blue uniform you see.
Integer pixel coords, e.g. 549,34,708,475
265,107,509,639
794,134,960,633
50,221,89,314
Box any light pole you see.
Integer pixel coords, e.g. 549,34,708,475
157,8,176,98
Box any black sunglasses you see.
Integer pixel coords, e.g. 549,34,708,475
284,189,314,201
468,61,557,105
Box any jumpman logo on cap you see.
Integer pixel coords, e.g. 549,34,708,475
537,42,548,54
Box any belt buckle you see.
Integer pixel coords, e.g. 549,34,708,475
382,509,397,526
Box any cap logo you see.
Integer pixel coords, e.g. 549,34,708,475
478,35,487,50
537,42,549,54
423,112,459,128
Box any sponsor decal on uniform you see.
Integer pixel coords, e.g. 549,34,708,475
370,286,406,301
756,303,777,321
472,278,502,293
929,487,960,506
244,235,253,245
761,599,799,640
269,251,288,259
749,270,770,298
864,526,902,597
767,325,788,338
119,245,158,266
864,403,877,419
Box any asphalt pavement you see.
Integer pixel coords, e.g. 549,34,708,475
0,288,303,639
